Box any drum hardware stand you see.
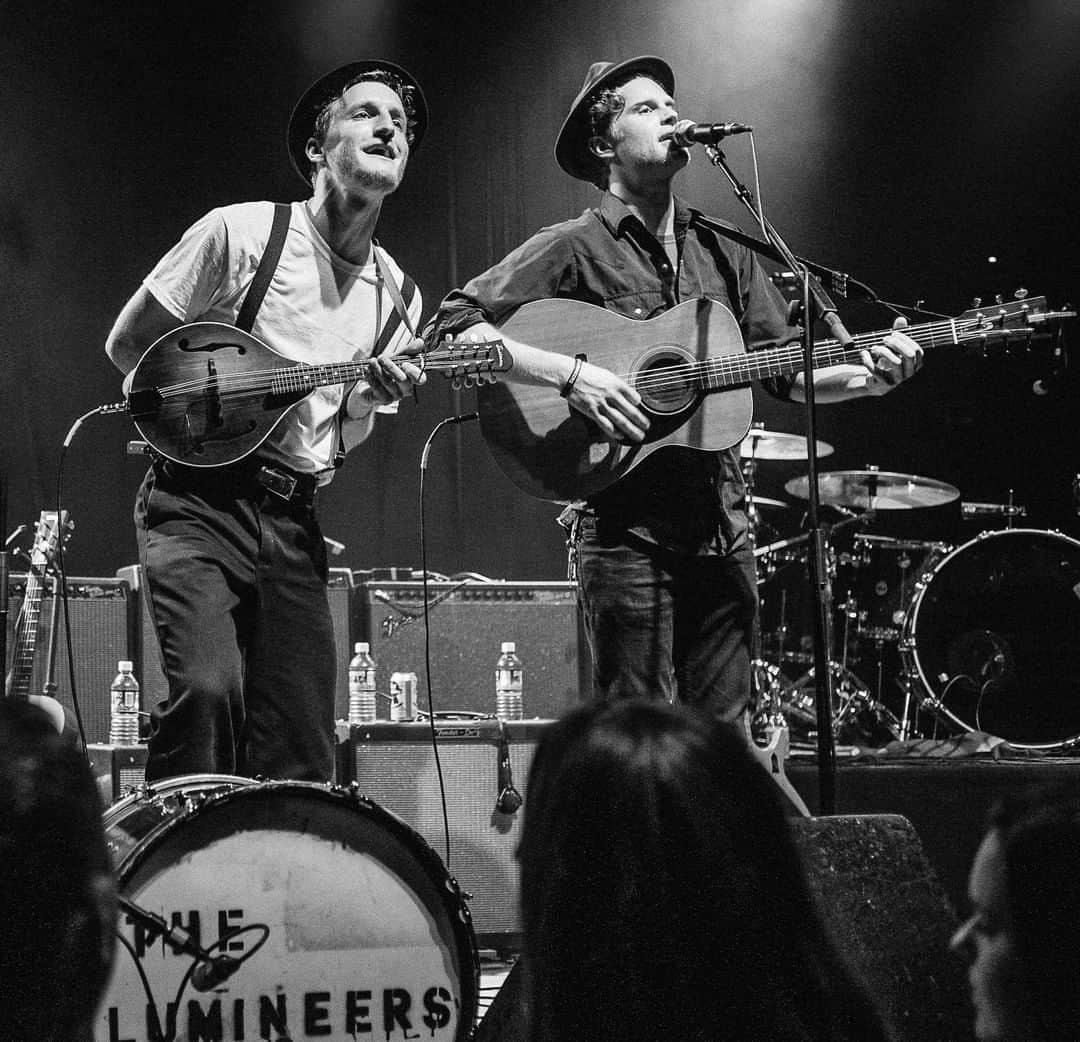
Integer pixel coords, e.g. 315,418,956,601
745,456,790,744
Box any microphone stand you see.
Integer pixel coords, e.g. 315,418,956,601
703,143,849,815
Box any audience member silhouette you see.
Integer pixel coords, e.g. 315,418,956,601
0,700,116,1042
951,784,1080,1042
518,700,891,1042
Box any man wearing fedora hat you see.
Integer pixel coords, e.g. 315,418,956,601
428,56,922,720
106,60,427,782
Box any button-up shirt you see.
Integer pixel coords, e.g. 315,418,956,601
428,191,796,555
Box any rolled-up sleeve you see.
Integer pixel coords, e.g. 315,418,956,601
424,228,578,346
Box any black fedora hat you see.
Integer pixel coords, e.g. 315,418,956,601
287,59,429,185
554,56,675,183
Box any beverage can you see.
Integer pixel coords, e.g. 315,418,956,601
389,672,418,721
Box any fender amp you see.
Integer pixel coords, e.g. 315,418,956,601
358,579,590,719
336,719,549,946
5,575,136,743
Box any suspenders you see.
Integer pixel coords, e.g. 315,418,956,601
234,202,419,469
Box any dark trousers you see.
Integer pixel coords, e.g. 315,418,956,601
134,464,336,782
575,528,758,721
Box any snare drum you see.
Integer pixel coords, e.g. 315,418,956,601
98,776,479,1042
901,529,1080,750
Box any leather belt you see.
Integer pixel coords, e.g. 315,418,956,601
159,459,320,510
253,465,319,508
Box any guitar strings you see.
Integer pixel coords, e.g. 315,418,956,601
148,352,494,400
626,315,981,392
147,310,1019,400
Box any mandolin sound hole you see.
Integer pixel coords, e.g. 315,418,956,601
632,345,699,415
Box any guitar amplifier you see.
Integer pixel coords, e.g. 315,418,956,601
118,564,355,719
5,575,136,744
358,579,590,719
336,719,550,946
87,743,148,806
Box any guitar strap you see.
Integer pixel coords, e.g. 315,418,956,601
371,243,418,355
235,202,292,334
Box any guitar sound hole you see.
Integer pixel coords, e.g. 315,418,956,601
634,346,698,415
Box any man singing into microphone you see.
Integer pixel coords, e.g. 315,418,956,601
427,56,923,720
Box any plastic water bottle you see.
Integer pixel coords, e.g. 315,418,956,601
348,642,378,724
109,660,140,745
495,641,524,721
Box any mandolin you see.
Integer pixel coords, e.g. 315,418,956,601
125,322,510,467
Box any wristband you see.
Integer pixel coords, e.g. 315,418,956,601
560,357,584,399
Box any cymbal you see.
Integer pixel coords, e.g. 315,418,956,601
740,428,834,460
748,495,790,509
784,470,961,510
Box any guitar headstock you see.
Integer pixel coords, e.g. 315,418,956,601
29,510,73,568
956,290,1075,352
427,333,513,389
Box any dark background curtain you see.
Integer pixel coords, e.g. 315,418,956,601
2,0,1077,581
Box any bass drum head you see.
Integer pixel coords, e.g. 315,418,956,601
98,779,478,1042
905,529,1080,749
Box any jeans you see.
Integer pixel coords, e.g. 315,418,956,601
574,525,758,721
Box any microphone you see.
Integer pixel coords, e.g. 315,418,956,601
118,895,245,992
494,726,523,815
420,412,479,470
670,119,752,148
191,954,243,992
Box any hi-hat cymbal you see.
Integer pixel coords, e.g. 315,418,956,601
740,428,833,460
784,470,960,510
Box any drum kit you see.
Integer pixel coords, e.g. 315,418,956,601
741,425,1080,753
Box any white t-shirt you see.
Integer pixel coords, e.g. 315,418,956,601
143,200,422,479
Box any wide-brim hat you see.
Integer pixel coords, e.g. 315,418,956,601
287,59,428,184
554,56,675,183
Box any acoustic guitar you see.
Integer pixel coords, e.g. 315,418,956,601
477,294,1068,502
126,322,509,467
4,511,71,733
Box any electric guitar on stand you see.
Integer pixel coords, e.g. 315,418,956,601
4,511,72,733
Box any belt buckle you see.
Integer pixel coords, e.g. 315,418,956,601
257,465,297,501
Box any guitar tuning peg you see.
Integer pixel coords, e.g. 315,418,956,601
1013,287,1028,300
971,296,983,308
451,376,462,390
994,293,1004,305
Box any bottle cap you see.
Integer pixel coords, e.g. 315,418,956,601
354,642,370,654
118,660,134,672
500,641,516,653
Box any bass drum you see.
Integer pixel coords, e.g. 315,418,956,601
98,776,479,1042
902,529,1080,750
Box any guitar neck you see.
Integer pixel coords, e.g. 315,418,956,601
705,315,962,389
5,570,45,701
270,360,370,395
